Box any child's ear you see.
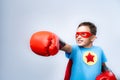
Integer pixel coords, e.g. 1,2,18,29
91,35,97,42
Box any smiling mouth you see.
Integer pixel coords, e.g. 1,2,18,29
77,39,83,43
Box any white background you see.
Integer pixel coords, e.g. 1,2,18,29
1,0,120,80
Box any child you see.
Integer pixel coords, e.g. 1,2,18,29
60,22,107,80
30,21,116,80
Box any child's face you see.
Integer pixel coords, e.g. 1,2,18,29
75,26,96,48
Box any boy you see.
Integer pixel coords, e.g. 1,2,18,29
30,22,116,80
60,22,107,80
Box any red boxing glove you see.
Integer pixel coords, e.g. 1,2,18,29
96,71,117,80
30,31,60,56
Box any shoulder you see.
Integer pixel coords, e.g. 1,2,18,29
71,44,78,49
92,46,105,54
93,46,104,54
71,45,81,50
93,46,103,50
70,45,82,53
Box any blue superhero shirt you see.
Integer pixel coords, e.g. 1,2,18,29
65,45,107,80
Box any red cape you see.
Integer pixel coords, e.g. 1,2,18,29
64,59,72,80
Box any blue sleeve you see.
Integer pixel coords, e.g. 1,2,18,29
65,52,72,59
65,45,76,59
101,50,107,63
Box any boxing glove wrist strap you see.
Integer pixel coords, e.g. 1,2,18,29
102,65,109,72
59,39,66,49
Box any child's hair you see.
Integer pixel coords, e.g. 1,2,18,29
77,22,97,35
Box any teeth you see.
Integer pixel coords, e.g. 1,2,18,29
78,40,82,43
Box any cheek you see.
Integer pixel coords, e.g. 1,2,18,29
83,38,91,43
75,36,79,41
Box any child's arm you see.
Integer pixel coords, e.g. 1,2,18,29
59,39,72,53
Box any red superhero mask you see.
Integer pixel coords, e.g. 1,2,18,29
76,32,92,38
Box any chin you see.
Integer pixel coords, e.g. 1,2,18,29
77,43,84,46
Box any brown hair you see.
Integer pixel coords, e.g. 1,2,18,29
77,22,97,35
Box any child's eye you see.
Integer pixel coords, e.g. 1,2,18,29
81,33,87,36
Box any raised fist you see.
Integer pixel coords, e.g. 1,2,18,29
30,31,60,56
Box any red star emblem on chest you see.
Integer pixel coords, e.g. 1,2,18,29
85,52,95,63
